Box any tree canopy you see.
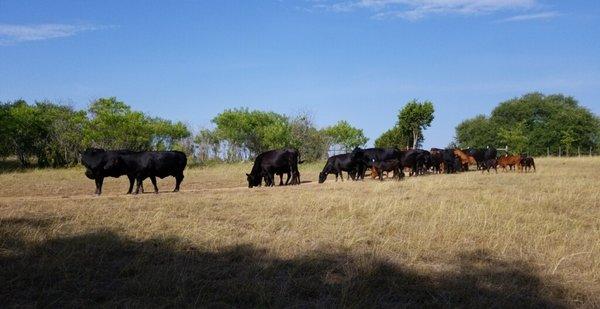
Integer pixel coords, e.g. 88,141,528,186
0,98,190,167
322,120,368,151
455,93,600,155
375,99,435,149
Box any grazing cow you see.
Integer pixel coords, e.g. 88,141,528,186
246,148,301,188
81,148,143,195
497,154,521,172
442,149,459,174
102,151,187,194
319,153,360,183
372,159,404,181
352,147,402,179
520,156,536,172
481,159,498,173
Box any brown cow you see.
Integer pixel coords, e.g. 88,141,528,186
497,154,521,172
453,149,473,171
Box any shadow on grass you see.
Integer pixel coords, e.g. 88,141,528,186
0,217,576,307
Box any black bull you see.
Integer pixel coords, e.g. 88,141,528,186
81,149,187,195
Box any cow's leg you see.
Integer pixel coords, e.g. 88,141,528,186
94,177,104,195
149,176,159,193
174,173,184,192
284,172,291,185
134,177,143,194
127,175,135,194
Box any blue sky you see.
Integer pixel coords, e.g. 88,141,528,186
1,0,599,148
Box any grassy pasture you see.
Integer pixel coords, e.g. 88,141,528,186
0,157,599,307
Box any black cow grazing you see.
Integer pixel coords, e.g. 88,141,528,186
81,148,142,195
124,151,187,194
372,159,404,181
481,159,498,173
352,147,402,179
520,156,536,172
246,148,302,188
319,153,359,183
442,149,458,174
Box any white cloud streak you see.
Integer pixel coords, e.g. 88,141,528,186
497,11,559,22
0,23,112,45
311,0,546,20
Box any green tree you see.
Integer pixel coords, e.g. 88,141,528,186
398,100,435,149
455,93,600,155
84,97,189,151
455,115,496,149
212,108,290,157
322,120,368,151
497,121,528,154
290,114,328,162
374,126,409,149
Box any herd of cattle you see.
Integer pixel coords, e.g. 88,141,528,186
81,146,536,194
248,147,536,187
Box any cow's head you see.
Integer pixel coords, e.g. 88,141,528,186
103,155,126,177
246,173,262,188
318,171,327,183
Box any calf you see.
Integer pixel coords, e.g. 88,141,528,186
481,159,498,173
319,153,359,183
372,159,404,181
497,154,521,172
352,147,402,179
520,156,536,172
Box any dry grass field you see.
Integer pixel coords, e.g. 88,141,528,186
1,157,599,307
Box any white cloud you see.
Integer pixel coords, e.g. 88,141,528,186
497,11,559,22
311,0,545,20
0,23,112,45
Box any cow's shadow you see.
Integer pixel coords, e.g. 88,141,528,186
0,217,576,307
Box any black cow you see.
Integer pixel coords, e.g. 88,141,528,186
429,148,444,173
484,147,497,161
467,148,486,170
442,149,458,174
401,149,431,176
81,148,142,195
372,159,404,181
120,151,187,194
246,148,301,188
352,147,402,179
319,153,359,183
481,159,498,173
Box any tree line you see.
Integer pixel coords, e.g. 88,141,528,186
455,93,600,156
2,92,598,168
0,98,369,167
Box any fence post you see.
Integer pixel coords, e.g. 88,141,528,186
559,146,561,157
547,147,550,157
578,146,581,157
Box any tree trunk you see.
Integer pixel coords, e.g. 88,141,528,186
412,129,418,149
